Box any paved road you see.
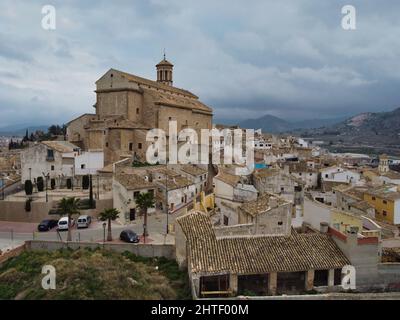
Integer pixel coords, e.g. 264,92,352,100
0,212,176,250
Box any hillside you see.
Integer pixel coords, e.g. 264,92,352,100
296,107,400,155
0,248,190,300
0,124,49,137
238,114,345,133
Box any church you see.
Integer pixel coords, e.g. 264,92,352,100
66,56,213,165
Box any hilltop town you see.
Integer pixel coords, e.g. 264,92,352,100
1,57,400,299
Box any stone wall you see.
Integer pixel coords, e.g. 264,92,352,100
26,240,175,259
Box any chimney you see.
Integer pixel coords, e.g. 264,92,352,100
269,197,278,208
320,222,329,234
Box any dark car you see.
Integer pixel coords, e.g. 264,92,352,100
38,219,58,232
120,229,140,243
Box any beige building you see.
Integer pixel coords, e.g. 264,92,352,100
67,57,213,165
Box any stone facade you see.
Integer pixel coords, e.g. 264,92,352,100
67,59,213,165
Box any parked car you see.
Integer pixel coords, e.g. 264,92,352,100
77,215,92,229
37,219,58,232
58,216,75,231
120,229,140,243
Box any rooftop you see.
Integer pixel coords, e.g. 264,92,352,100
177,211,350,275
41,141,80,153
365,185,400,201
114,173,155,191
240,193,287,217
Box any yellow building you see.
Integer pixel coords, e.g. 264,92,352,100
330,209,363,234
364,184,400,225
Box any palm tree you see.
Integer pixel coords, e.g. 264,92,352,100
135,192,155,239
58,197,80,241
99,208,120,241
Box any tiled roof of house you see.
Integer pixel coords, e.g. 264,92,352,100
240,193,287,217
41,141,79,153
114,173,155,191
177,211,350,275
365,184,400,201
214,170,241,187
180,165,207,176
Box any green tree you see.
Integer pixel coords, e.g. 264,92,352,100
99,208,120,241
58,197,80,241
135,192,155,238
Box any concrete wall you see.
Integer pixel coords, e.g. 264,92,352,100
303,197,331,230
26,240,175,259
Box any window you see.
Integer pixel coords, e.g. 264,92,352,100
169,117,172,121
81,164,85,169
325,174,328,178
47,149,54,159
134,191,140,199
383,210,387,216
383,200,387,205
136,108,139,114
281,187,284,192
138,143,142,149
105,142,109,147
51,165,55,171
372,197,376,201
223,215,229,226
278,221,283,226
129,143,133,151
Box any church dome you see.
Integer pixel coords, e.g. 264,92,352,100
156,58,174,67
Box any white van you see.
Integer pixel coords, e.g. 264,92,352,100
58,216,74,231
77,215,92,229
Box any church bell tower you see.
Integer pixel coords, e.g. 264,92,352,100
156,52,173,86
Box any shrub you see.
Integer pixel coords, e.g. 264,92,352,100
82,175,89,190
50,179,56,190
24,180,33,195
25,198,32,212
36,177,44,192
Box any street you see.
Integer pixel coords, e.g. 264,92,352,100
0,211,176,251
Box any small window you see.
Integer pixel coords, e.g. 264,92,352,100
169,117,172,121
129,143,133,151
383,200,387,205
136,108,139,114
81,164,85,169
278,221,283,226
325,174,328,178
134,191,140,199
105,142,109,147
383,210,387,216
138,143,142,149
223,215,229,226
51,165,55,171
372,197,376,201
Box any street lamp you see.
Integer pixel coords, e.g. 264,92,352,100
42,172,50,203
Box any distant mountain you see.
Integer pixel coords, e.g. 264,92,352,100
311,107,400,138
0,124,49,136
237,114,346,133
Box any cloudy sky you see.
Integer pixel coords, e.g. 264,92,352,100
1,0,400,127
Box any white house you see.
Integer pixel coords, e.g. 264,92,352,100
21,140,104,188
320,166,361,185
